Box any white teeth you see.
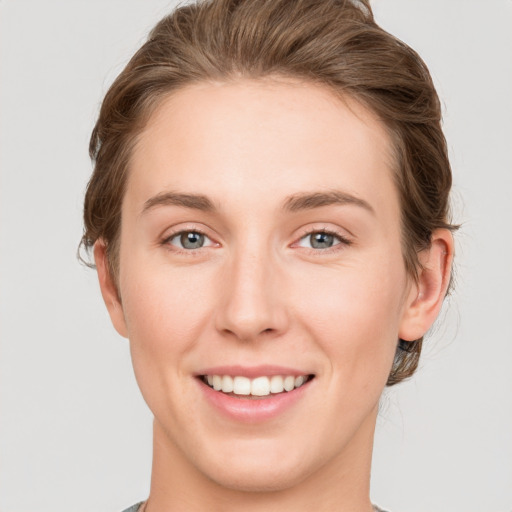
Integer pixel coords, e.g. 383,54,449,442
269,375,284,393
212,375,222,391
204,374,310,396
251,376,270,396
221,375,234,393
233,376,251,395
283,375,295,392
294,376,305,387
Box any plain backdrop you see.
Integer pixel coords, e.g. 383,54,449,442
0,1,511,511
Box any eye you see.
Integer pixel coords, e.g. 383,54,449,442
296,229,350,251
164,230,215,251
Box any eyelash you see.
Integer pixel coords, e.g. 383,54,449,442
161,227,352,256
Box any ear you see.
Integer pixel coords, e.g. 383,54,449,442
399,229,454,342
94,240,128,338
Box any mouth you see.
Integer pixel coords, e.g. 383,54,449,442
199,373,315,399
196,368,315,422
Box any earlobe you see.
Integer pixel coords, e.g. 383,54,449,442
399,229,454,342
93,240,128,338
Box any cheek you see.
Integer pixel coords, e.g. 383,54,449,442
120,268,209,351
117,260,216,418
294,257,407,379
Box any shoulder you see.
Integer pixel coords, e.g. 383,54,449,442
121,502,145,512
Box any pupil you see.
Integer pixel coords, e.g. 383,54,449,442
311,232,333,249
181,232,204,249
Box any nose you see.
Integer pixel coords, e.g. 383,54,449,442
214,244,289,342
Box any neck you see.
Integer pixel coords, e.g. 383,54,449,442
144,406,378,512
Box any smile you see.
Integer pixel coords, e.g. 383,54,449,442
201,374,312,397
196,366,315,422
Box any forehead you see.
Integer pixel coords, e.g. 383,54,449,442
126,78,399,222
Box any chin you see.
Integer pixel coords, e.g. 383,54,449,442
195,440,322,493
205,461,312,493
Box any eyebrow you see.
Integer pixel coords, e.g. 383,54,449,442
141,189,375,216
282,190,374,215
142,192,217,214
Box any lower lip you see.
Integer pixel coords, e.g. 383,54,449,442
197,378,313,423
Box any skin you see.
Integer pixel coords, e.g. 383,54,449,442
95,77,453,512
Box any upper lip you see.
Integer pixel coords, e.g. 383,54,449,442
195,365,314,379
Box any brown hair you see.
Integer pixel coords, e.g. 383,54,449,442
81,0,457,386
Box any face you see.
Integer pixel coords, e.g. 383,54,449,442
98,78,426,492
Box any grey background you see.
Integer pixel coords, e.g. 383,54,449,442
0,1,511,511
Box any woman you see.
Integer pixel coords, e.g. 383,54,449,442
81,0,456,510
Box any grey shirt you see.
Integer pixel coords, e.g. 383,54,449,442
121,502,388,511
